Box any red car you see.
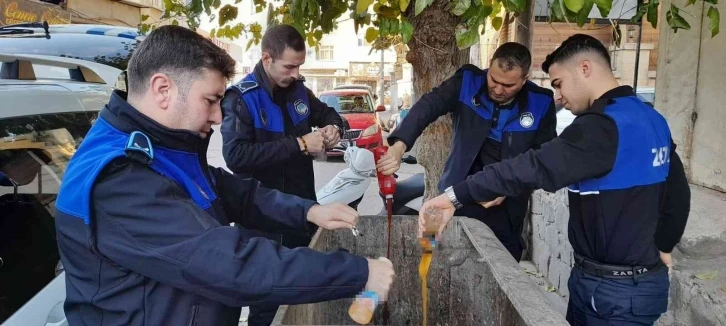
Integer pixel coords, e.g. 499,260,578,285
319,89,385,156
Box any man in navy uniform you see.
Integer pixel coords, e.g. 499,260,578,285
419,34,691,325
54,25,394,326
221,24,344,247
376,42,557,262
220,24,348,325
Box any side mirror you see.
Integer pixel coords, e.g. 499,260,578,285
402,155,417,164
376,105,386,112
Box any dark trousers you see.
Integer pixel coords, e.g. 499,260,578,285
456,203,524,262
247,226,315,326
566,265,669,325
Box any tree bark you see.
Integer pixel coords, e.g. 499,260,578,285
514,0,536,64
405,0,470,199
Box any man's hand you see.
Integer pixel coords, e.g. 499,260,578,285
300,131,325,153
478,196,505,208
306,203,359,230
376,141,406,176
320,125,341,148
365,257,395,302
660,251,674,274
417,194,455,239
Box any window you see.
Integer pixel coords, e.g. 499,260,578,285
319,94,374,113
0,111,98,323
316,45,334,61
0,33,140,71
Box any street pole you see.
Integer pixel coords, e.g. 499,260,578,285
633,0,644,93
379,50,385,106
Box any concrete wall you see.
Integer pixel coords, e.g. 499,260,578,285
655,0,726,192
273,216,568,325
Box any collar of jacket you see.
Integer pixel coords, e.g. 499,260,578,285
590,86,636,112
100,90,212,156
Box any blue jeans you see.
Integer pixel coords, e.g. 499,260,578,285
566,265,669,325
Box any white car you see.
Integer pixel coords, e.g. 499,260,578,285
0,53,119,326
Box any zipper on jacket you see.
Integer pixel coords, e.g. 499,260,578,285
187,305,199,326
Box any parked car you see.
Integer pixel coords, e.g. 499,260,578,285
319,89,385,156
0,22,145,90
0,53,118,326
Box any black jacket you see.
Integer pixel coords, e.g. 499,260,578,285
388,64,557,233
54,91,368,325
453,86,691,266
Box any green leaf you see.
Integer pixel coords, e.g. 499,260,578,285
172,19,179,26
612,22,622,47
141,14,149,22
695,270,718,280
378,5,401,18
704,0,718,4
686,0,697,6
631,3,648,23
400,18,414,43
647,0,659,28
576,0,595,27
452,0,472,16
545,285,557,292
365,26,379,42
400,0,410,11
314,29,323,40
565,0,585,13
415,0,434,15
492,16,503,30
666,4,691,32
506,0,527,12
307,32,316,47
490,1,502,17
357,0,374,14
594,0,612,17
455,24,479,48
708,6,720,37
721,286,726,292
218,4,239,26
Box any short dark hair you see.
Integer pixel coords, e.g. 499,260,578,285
127,25,236,98
542,34,611,73
261,24,306,60
490,42,532,75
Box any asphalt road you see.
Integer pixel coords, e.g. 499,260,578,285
207,125,424,216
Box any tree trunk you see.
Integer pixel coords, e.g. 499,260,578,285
498,13,511,47
514,0,536,66
405,0,470,199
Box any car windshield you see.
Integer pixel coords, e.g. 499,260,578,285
0,33,139,71
320,94,373,113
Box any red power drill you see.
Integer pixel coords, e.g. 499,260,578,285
372,146,397,200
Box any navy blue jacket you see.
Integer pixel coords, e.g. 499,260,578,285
453,86,691,266
54,91,367,325
388,65,556,230
221,62,344,201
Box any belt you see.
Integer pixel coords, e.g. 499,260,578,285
574,253,663,279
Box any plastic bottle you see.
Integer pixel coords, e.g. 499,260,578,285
419,207,443,251
348,291,380,325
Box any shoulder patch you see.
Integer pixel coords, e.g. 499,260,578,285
297,75,306,82
233,81,259,95
125,131,154,164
